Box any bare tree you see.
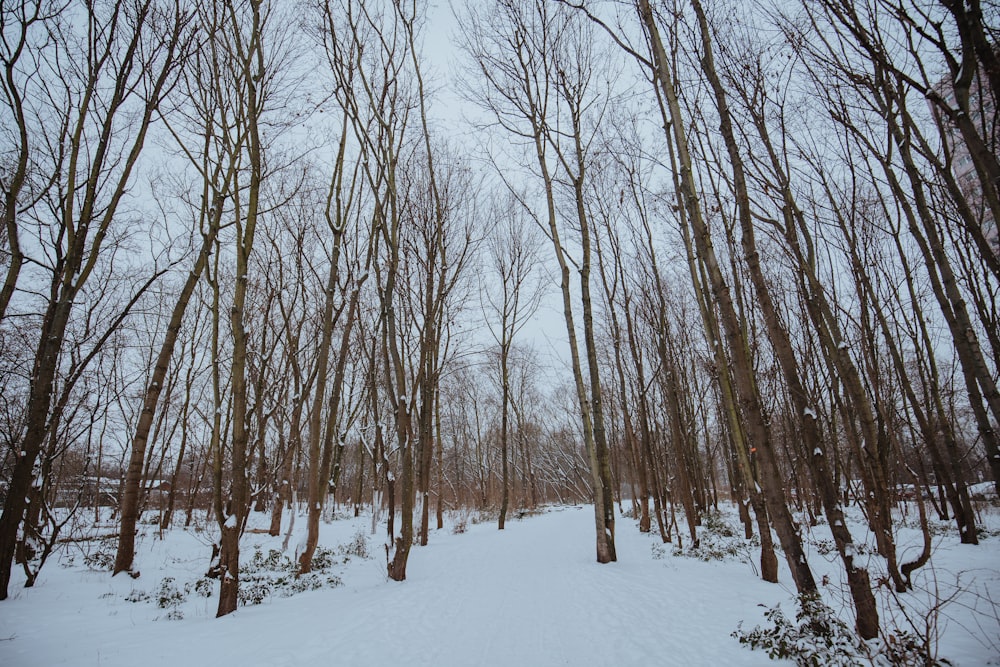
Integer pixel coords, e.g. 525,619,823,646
0,1,59,323
297,112,370,574
683,0,878,636
459,0,617,564
114,0,239,574
632,0,817,594
0,0,189,601
196,0,296,617
482,194,544,529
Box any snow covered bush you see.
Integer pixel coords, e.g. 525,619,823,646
155,577,186,610
246,547,294,573
117,543,349,615
124,577,194,619
309,545,343,569
671,511,755,563
238,579,271,606
81,539,117,571
702,511,737,538
338,529,370,560
235,545,344,606
733,592,952,666
192,577,213,598
82,548,115,572
124,589,151,603
811,538,874,557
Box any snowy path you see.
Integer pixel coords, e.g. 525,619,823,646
1,506,788,666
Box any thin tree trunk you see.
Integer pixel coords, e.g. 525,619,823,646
638,0,807,591
686,0,876,637
116,229,219,574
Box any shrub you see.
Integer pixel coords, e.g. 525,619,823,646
734,593,952,666
670,512,755,563
155,577,186,609
125,589,151,603
192,578,213,598
674,532,750,562
238,579,270,606
701,511,736,538
244,547,294,574
235,544,345,605
811,539,874,557
83,547,116,572
338,530,370,560
311,545,340,570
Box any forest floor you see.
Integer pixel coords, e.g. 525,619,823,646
1,499,998,666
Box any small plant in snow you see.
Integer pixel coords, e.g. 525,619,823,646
155,577,186,609
82,541,117,571
125,588,151,603
122,541,352,612
234,545,345,606
701,511,737,538
650,542,668,560
192,577,213,598
238,579,270,606
671,512,754,563
734,593,859,665
285,572,343,594
311,545,341,570
812,538,875,557
469,510,493,525
975,525,1000,540
673,533,750,563
125,577,191,615
245,547,295,574
339,529,370,559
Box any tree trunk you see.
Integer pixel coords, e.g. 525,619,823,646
685,0,876,637
116,229,218,574
638,0,808,591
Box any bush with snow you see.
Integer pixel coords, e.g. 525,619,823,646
337,529,370,560
118,544,351,617
237,545,345,606
733,592,952,666
671,510,757,563
82,547,116,572
810,538,875,558
124,576,211,620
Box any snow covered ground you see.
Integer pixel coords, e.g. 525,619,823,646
1,503,998,666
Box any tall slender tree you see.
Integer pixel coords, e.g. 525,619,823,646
0,0,189,600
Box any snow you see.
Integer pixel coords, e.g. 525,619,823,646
1,505,998,666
